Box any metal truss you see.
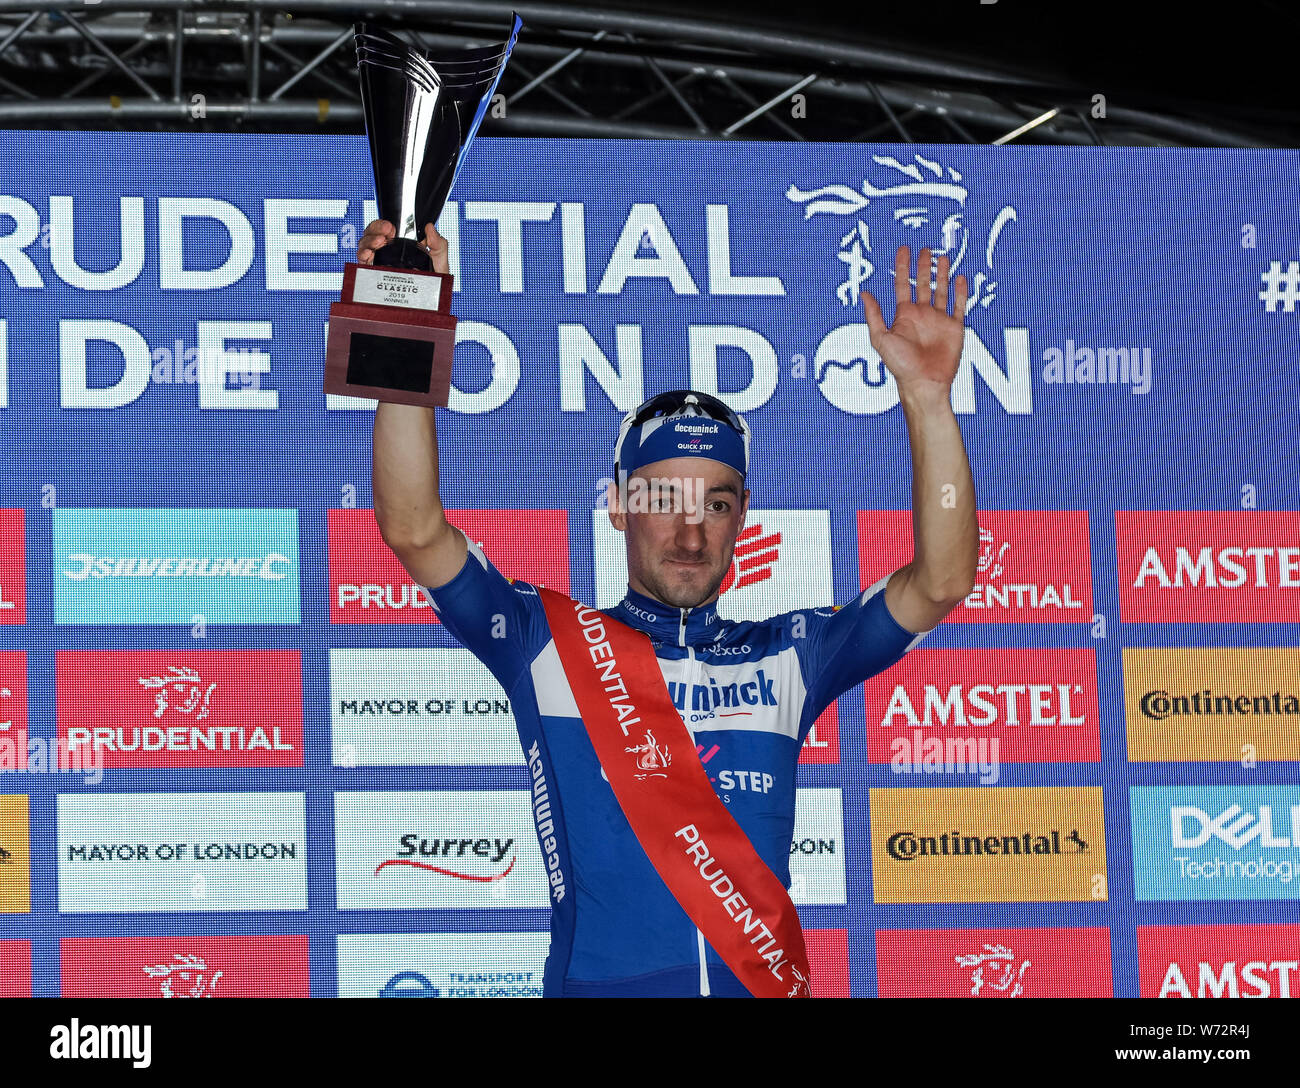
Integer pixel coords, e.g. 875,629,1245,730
0,1,1290,146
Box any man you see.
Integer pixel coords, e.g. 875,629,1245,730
363,219,979,997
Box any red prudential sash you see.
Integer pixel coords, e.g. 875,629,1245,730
537,587,811,998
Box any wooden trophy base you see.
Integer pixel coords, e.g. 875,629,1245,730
324,262,457,407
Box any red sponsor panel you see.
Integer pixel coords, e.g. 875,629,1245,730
0,939,31,996
1116,511,1300,623
329,508,570,624
0,509,25,625
806,929,849,998
876,927,1112,996
56,650,303,769
61,935,311,997
1137,924,1300,998
799,702,840,765
0,652,28,768
859,510,1093,623
862,649,1101,763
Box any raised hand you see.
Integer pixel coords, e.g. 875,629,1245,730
859,246,968,398
356,219,449,275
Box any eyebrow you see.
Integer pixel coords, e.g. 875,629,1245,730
643,480,740,497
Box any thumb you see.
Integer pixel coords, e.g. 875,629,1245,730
860,289,888,346
423,223,449,274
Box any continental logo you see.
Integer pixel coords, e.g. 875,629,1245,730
1124,648,1300,762
869,787,1107,904
0,794,30,913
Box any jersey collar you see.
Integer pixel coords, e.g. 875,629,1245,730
614,584,722,646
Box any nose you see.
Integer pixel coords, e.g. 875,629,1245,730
675,513,706,553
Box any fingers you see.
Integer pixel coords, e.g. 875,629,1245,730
894,245,910,308
934,252,949,309
357,219,394,265
355,219,451,272
422,222,450,275
953,273,969,318
860,289,886,343
916,247,932,306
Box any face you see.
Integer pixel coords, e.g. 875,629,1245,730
607,456,749,610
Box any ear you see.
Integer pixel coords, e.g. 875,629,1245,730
739,486,750,531
606,478,626,531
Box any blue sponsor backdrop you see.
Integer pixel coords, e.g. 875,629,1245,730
0,131,1297,996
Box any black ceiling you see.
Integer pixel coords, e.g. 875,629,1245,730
578,0,1298,137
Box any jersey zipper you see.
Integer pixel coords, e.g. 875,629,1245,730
679,606,711,996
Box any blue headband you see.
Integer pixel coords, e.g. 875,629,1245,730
617,411,748,479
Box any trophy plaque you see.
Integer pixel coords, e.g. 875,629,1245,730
325,15,522,407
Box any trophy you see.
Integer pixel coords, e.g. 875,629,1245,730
325,15,523,406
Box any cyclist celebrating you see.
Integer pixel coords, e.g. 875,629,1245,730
363,218,979,997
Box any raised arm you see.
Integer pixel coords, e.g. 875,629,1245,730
361,218,468,588
861,245,980,633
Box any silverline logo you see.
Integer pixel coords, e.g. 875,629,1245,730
62,553,291,581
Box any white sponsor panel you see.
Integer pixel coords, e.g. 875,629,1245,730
336,931,549,998
789,787,846,906
330,649,522,766
57,792,306,913
592,508,833,621
335,791,551,910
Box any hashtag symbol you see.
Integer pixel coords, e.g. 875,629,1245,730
1259,260,1300,312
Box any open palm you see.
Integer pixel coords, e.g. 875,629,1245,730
860,245,968,394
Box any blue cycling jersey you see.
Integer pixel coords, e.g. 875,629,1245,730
423,528,932,997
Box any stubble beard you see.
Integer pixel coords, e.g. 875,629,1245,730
642,553,727,610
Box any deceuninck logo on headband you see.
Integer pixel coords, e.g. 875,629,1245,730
1131,786,1300,902
52,508,300,625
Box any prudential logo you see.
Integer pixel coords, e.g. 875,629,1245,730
52,509,300,624
1132,786,1300,902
